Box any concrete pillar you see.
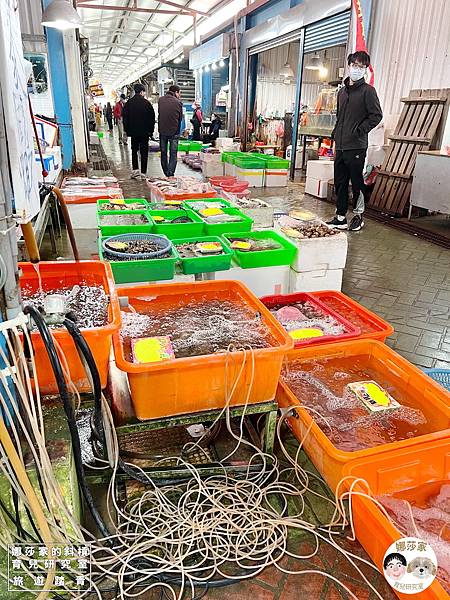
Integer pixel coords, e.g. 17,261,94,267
63,30,88,164
43,0,74,170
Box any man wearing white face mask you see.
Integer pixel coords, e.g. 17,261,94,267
327,51,382,231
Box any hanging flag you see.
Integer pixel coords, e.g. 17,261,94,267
351,0,375,85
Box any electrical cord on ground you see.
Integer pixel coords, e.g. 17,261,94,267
23,305,112,540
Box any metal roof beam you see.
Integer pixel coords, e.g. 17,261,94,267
76,0,208,16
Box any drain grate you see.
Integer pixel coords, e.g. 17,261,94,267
89,143,111,171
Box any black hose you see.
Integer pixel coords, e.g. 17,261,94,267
23,306,111,539
63,317,104,448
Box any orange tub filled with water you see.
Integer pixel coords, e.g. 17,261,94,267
20,261,121,394
276,340,450,491
113,280,293,420
342,441,450,599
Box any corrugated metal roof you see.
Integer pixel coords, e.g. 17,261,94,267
369,0,450,122
18,0,45,37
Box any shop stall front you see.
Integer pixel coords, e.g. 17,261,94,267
240,0,351,177
189,33,232,134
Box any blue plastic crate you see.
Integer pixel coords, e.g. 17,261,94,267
424,368,450,392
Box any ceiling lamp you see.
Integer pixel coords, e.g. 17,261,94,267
211,62,217,70
41,0,82,29
174,55,183,64
306,53,322,70
280,62,294,79
219,59,225,67
204,64,210,72
319,66,328,79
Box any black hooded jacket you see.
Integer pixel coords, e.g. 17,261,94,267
122,93,155,138
332,77,383,150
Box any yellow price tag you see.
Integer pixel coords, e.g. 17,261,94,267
289,328,324,340
132,336,175,363
200,207,224,217
153,215,165,222
231,241,252,250
165,200,182,205
111,198,125,205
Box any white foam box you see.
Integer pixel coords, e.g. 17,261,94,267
289,268,343,293
305,159,334,180
214,262,289,296
235,167,264,188
201,152,222,163
305,176,330,198
202,162,224,178
274,221,348,272
66,201,98,229
216,137,234,148
265,169,289,188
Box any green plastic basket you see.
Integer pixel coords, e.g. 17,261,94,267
148,208,204,239
233,156,266,169
98,235,179,283
189,141,202,152
178,141,190,153
172,236,233,275
97,198,149,212
201,208,253,236
97,210,153,237
183,198,233,212
222,230,297,268
221,151,244,164
263,157,290,169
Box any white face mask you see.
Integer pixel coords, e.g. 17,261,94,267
349,65,366,82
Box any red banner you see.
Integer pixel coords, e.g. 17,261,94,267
351,0,374,85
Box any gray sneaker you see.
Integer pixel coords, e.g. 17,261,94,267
349,214,364,231
130,170,140,179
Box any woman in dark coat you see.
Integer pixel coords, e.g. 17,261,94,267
105,102,113,132
203,113,222,145
190,102,203,141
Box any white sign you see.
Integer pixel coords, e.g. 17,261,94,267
0,0,40,220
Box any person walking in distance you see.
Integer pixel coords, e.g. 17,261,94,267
158,85,183,177
105,102,113,132
327,51,382,231
190,102,203,141
114,94,128,145
122,83,155,180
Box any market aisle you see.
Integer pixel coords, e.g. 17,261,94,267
101,131,450,372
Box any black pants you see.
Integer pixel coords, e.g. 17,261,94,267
106,116,113,131
192,126,201,141
334,149,367,216
160,134,179,177
131,135,149,174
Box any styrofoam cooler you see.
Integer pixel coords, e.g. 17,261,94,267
214,263,290,296
201,153,222,163
67,202,98,229
274,221,348,272
265,169,289,187
289,268,343,292
305,177,330,198
202,162,224,177
235,167,264,187
224,162,235,176
306,159,334,180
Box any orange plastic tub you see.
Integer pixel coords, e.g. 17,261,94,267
276,340,450,491
113,280,293,420
150,186,217,203
20,261,121,394
310,290,394,342
342,440,450,599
